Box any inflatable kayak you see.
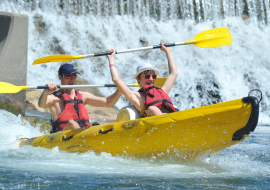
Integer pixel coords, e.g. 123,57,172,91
19,96,259,159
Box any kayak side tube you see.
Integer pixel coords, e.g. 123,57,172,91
232,96,259,141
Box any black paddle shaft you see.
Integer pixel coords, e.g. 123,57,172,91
37,85,61,89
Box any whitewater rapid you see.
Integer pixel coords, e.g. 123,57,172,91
1,2,270,188
0,109,269,182
1,1,269,124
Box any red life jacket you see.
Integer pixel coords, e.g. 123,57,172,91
51,90,91,132
138,85,176,117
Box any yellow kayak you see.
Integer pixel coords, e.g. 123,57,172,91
19,96,259,159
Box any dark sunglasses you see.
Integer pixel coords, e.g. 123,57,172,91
141,74,157,79
63,73,77,79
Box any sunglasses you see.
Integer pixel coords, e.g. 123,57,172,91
63,73,77,79
141,74,157,79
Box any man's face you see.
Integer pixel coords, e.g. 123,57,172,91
59,73,77,85
137,70,157,87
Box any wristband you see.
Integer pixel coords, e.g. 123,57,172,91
110,65,117,68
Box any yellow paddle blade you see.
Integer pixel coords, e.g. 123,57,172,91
134,83,140,87
0,82,29,93
185,28,233,48
133,77,167,87
154,77,167,87
32,54,85,65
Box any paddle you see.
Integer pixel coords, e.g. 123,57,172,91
0,77,167,94
32,28,232,65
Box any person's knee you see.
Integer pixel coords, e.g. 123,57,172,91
67,119,75,125
67,120,80,129
147,106,162,116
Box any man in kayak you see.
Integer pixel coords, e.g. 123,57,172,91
106,42,178,117
38,63,122,132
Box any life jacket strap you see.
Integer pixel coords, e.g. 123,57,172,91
63,99,83,105
145,99,175,113
63,92,83,115
62,91,84,125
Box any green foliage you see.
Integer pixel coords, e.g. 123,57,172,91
0,100,24,116
22,116,52,134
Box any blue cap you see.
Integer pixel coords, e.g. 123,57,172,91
58,63,80,75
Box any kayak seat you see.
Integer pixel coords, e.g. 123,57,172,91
116,105,179,122
116,105,140,122
92,121,100,126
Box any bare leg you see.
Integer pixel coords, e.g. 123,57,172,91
147,106,164,117
62,120,81,131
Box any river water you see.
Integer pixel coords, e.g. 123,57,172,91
1,0,270,189
0,109,269,189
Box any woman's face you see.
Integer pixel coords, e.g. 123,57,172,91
138,70,156,87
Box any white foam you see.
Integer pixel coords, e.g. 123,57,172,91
1,2,269,124
0,0,269,183
0,109,269,178
0,109,44,150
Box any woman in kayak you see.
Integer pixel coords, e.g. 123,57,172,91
38,63,122,132
107,42,178,117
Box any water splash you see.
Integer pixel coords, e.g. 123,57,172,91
5,0,270,25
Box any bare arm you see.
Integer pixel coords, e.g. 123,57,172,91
38,83,59,108
160,42,178,94
106,49,142,108
82,89,121,107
